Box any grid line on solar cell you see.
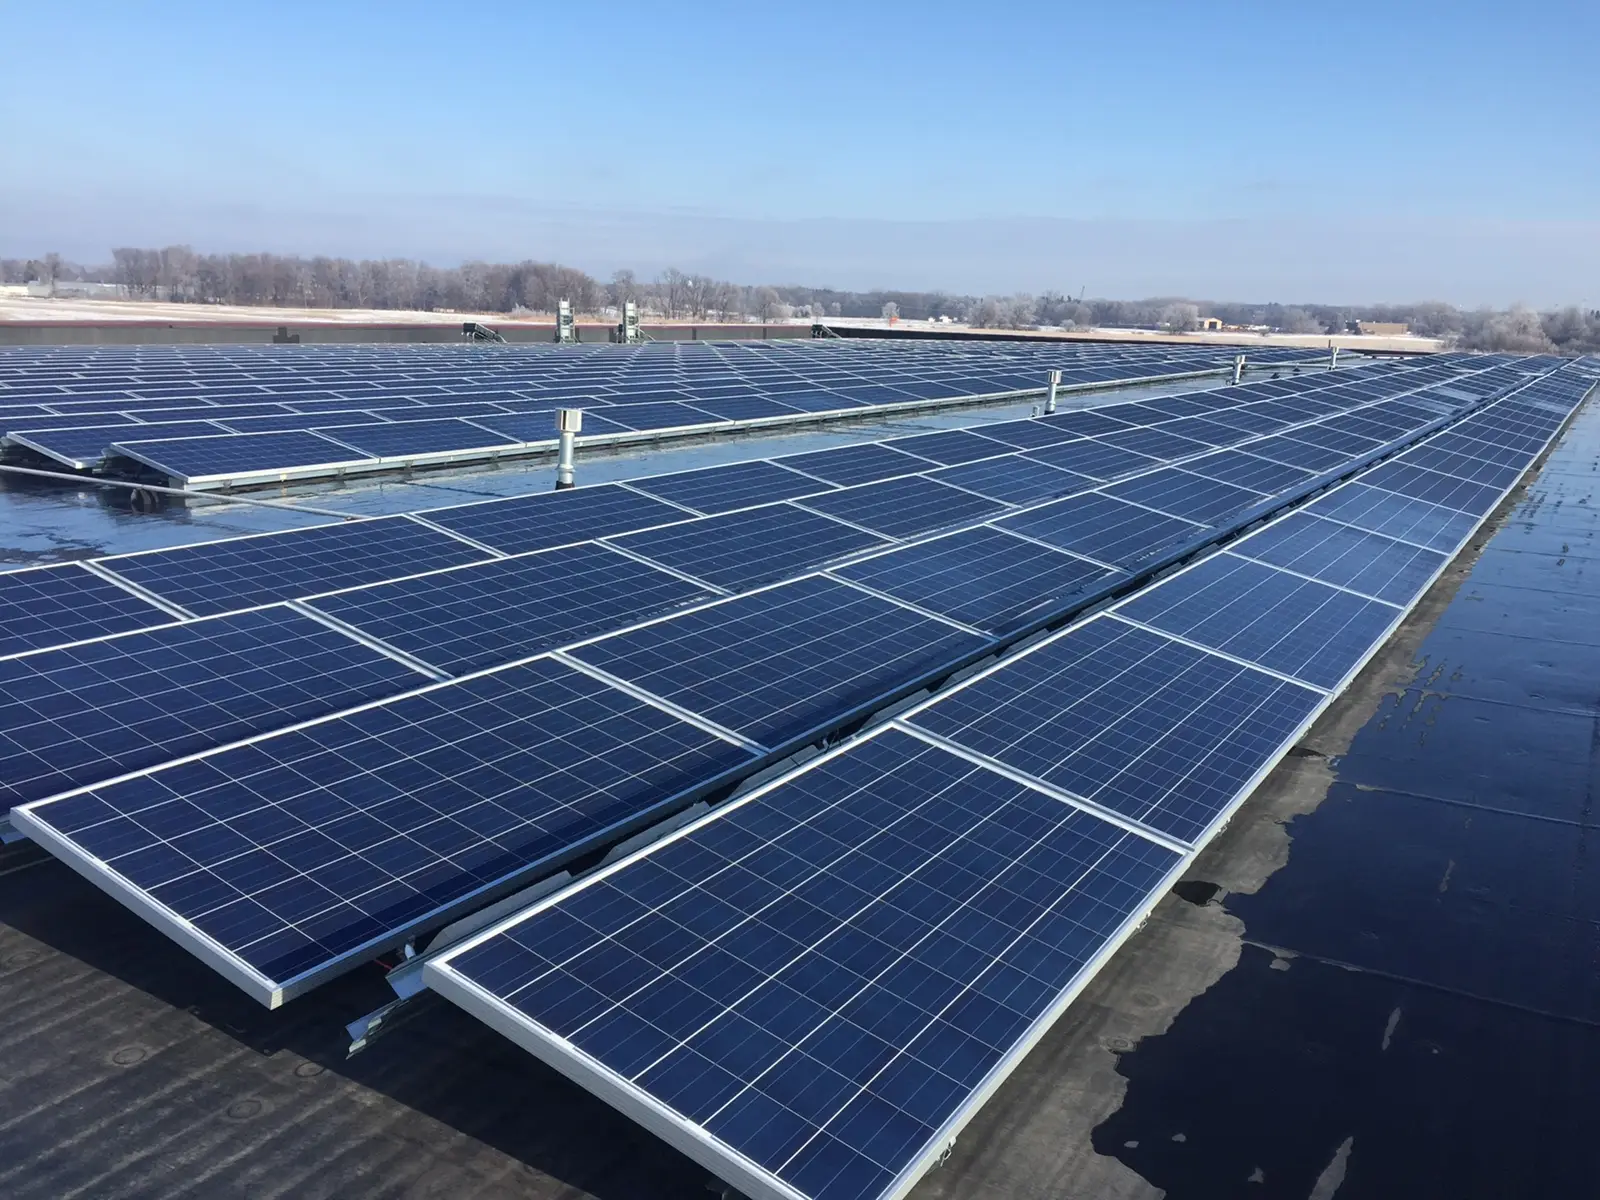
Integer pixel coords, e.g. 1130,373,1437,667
305,544,716,675
881,429,1011,466
1113,557,1400,689
1021,439,1158,482
609,504,890,592
1227,512,1447,605
835,528,1122,635
98,517,492,617
776,444,934,488
1181,450,1315,494
14,656,759,1000
431,729,1181,1200
0,606,423,808
625,460,835,515
794,476,1009,540
424,484,690,556
908,616,1324,845
926,457,1092,506
0,564,181,659
1310,483,1479,552
568,576,988,749
311,418,522,458
110,430,375,480
1101,469,1266,526
995,493,1206,568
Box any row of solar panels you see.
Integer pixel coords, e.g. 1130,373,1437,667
1,355,1538,1006
9,353,1327,489
0,338,1305,429
422,362,1597,1200
0,354,1493,662
0,356,1485,832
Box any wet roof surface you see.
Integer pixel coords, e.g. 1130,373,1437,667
0,374,1592,1199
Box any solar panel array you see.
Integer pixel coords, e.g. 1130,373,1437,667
423,361,1595,1200
6,353,1543,1005
0,338,1318,487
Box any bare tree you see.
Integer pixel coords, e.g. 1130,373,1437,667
1160,302,1200,333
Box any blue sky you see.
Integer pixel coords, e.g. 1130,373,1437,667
3,1,1595,304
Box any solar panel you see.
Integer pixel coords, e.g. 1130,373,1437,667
601,401,721,431
777,444,932,488
1229,512,1447,605
12,656,759,1004
0,564,174,658
5,420,231,469
1116,556,1400,688
1022,439,1157,482
927,457,1091,506
427,728,1181,1200
306,544,715,674
1101,468,1266,526
0,606,424,808
908,616,1324,844
99,518,490,617
1242,435,1352,473
970,419,1083,450
568,576,986,748
313,418,521,458
836,528,1122,634
1181,450,1314,494
109,430,374,483
609,504,889,592
995,494,1206,568
882,429,1010,466
796,477,1009,540
1309,483,1480,552
1360,461,1505,513
1094,428,1210,461
1033,409,1136,437
682,395,807,422
626,461,833,515
424,484,688,555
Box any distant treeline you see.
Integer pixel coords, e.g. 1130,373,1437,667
4,247,1596,355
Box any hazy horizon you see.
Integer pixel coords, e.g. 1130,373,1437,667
3,2,1594,309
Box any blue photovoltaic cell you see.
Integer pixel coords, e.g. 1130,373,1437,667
308,544,714,674
601,402,720,431
111,430,373,480
837,527,1122,634
1147,417,1246,446
315,418,520,457
1229,512,1447,605
627,460,833,515
761,390,864,414
796,476,1009,540
1310,483,1479,552
1035,409,1136,437
910,617,1324,844
1282,426,1381,456
1359,461,1506,513
434,729,1180,1200
18,656,757,993
1399,446,1521,488
477,411,628,442
101,517,490,617
1243,436,1351,472
995,493,1206,568
1094,428,1210,461
610,504,889,592
1205,407,1293,435
1102,468,1266,526
883,429,1009,466
778,444,932,487
970,419,1083,450
570,575,985,747
680,395,805,422
927,457,1091,506
425,484,689,555
1181,450,1314,495
1117,556,1399,688
8,420,231,467
1021,439,1157,481
0,606,422,808
0,565,171,658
